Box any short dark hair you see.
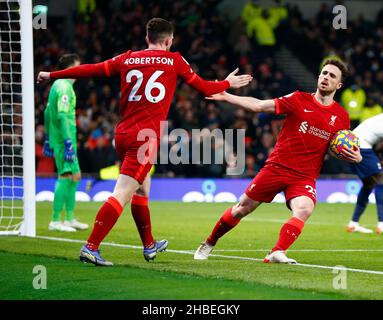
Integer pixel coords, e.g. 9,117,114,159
57,53,80,69
322,59,348,82
146,18,174,44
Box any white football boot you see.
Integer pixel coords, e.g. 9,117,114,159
194,242,214,260
49,221,76,232
346,221,373,234
63,219,89,230
263,250,297,264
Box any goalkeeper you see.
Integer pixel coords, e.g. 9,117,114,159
44,54,88,232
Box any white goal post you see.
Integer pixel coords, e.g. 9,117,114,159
0,0,35,236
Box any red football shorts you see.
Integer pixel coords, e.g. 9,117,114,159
245,163,317,208
114,133,159,185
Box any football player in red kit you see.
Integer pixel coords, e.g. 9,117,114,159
194,59,362,264
38,18,252,266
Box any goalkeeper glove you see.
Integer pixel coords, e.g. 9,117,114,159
43,139,54,158
64,139,76,162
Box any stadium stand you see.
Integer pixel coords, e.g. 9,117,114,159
33,0,383,178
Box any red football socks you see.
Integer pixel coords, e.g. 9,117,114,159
86,196,123,251
207,207,241,246
272,217,305,252
131,195,154,248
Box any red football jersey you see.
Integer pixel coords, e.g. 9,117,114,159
50,50,230,139
104,50,205,136
267,91,350,179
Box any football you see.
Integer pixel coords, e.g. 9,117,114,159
329,129,360,160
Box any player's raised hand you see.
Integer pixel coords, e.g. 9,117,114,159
342,145,363,163
205,91,228,101
225,68,252,89
37,71,50,84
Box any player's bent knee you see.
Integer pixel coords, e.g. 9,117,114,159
111,191,130,208
290,197,314,221
112,175,140,207
293,205,314,221
234,197,259,218
135,186,150,198
232,205,250,218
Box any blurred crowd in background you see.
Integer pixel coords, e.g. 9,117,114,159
280,1,383,127
33,0,383,179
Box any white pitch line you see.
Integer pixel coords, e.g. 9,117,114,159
35,235,383,276
213,249,383,252
36,235,194,255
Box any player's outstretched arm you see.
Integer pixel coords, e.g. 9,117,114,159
37,71,51,83
182,58,252,96
206,91,276,113
37,62,113,83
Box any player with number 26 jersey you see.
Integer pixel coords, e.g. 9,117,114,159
48,49,248,183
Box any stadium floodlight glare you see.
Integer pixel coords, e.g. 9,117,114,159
0,0,35,236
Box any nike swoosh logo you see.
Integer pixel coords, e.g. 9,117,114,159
304,109,314,112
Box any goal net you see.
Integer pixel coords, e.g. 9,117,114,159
0,0,35,236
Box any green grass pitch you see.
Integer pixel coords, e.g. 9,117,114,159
1,202,382,300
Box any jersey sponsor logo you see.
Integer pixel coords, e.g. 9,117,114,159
298,121,331,140
299,121,308,133
329,115,337,126
304,109,314,113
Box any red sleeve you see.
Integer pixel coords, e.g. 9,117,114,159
273,91,299,115
50,52,128,79
188,75,230,96
174,53,196,82
50,62,110,79
104,52,128,76
174,52,230,96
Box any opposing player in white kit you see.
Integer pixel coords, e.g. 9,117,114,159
347,114,383,234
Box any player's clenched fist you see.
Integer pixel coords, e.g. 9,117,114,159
37,71,50,84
